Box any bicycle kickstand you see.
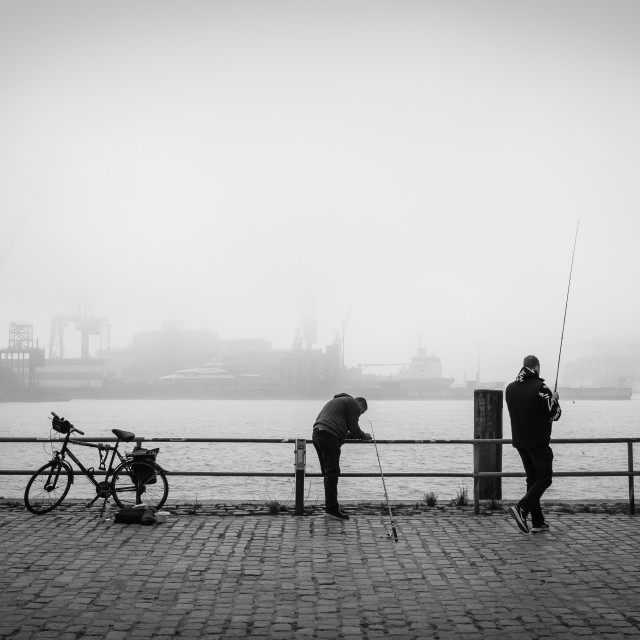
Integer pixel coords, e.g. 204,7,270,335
87,494,109,514
99,496,114,521
86,494,102,508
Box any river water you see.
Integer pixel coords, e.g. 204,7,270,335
1,398,638,504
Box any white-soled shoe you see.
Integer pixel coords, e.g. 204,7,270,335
509,505,530,533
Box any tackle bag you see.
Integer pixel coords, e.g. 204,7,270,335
114,505,157,525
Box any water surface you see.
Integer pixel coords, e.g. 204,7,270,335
1,398,638,503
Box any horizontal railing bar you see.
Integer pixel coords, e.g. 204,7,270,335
0,437,302,444
1,437,639,444
468,438,640,444
476,471,640,477
0,470,292,477
2,469,639,477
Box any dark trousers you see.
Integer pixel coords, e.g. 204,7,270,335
312,429,342,511
516,444,553,527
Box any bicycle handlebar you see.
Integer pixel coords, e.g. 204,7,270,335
51,411,85,435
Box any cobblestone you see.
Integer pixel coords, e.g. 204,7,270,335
0,505,639,639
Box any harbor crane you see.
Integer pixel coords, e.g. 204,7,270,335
49,294,110,359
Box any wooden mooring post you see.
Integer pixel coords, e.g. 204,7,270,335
474,389,503,514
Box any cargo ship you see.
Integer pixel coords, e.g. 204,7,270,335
557,386,633,400
353,347,458,399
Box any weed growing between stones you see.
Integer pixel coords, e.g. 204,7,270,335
450,485,470,507
423,492,438,507
264,500,290,514
186,492,202,515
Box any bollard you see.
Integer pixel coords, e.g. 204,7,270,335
474,389,503,501
294,439,306,516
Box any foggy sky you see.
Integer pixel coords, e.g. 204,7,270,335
1,1,639,384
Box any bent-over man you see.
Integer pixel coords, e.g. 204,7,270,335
312,393,371,520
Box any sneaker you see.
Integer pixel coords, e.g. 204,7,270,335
531,522,550,533
509,505,529,533
325,508,350,520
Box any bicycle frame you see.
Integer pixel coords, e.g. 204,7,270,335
51,431,126,497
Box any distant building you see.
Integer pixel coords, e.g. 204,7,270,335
0,347,45,387
281,345,341,388
34,358,122,389
155,341,342,390
109,326,220,383
210,339,283,385
211,338,272,357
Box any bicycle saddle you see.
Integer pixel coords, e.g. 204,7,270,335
112,429,136,442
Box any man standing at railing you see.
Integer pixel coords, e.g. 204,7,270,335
505,355,562,534
312,393,372,520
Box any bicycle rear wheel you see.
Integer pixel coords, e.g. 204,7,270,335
111,461,168,510
24,460,73,514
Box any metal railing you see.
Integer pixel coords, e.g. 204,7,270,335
0,436,637,515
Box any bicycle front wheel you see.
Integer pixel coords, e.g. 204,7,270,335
111,461,168,510
24,460,73,514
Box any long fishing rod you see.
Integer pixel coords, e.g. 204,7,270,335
554,221,580,392
369,422,398,542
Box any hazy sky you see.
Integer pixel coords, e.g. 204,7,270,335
1,1,639,383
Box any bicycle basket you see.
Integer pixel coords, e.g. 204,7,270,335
52,416,71,434
128,448,159,485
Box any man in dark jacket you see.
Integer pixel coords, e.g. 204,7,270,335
505,355,562,534
312,393,372,519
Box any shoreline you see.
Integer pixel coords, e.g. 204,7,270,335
1,385,635,403
1,497,635,516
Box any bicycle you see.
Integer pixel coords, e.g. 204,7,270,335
24,412,169,515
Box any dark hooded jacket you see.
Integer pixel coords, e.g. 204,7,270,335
313,393,368,444
505,367,562,449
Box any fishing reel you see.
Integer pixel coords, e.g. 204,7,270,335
384,521,399,542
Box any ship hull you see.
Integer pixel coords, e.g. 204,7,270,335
1,384,632,402
557,386,633,400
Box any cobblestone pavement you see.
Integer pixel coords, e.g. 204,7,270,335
0,506,639,639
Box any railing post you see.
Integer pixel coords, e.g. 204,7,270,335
473,450,480,515
629,441,635,515
294,439,306,516
474,389,503,501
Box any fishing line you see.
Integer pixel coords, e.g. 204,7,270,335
554,221,580,392
369,421,398,542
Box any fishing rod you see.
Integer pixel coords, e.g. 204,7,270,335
369,422,398,542
554,221,580,392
